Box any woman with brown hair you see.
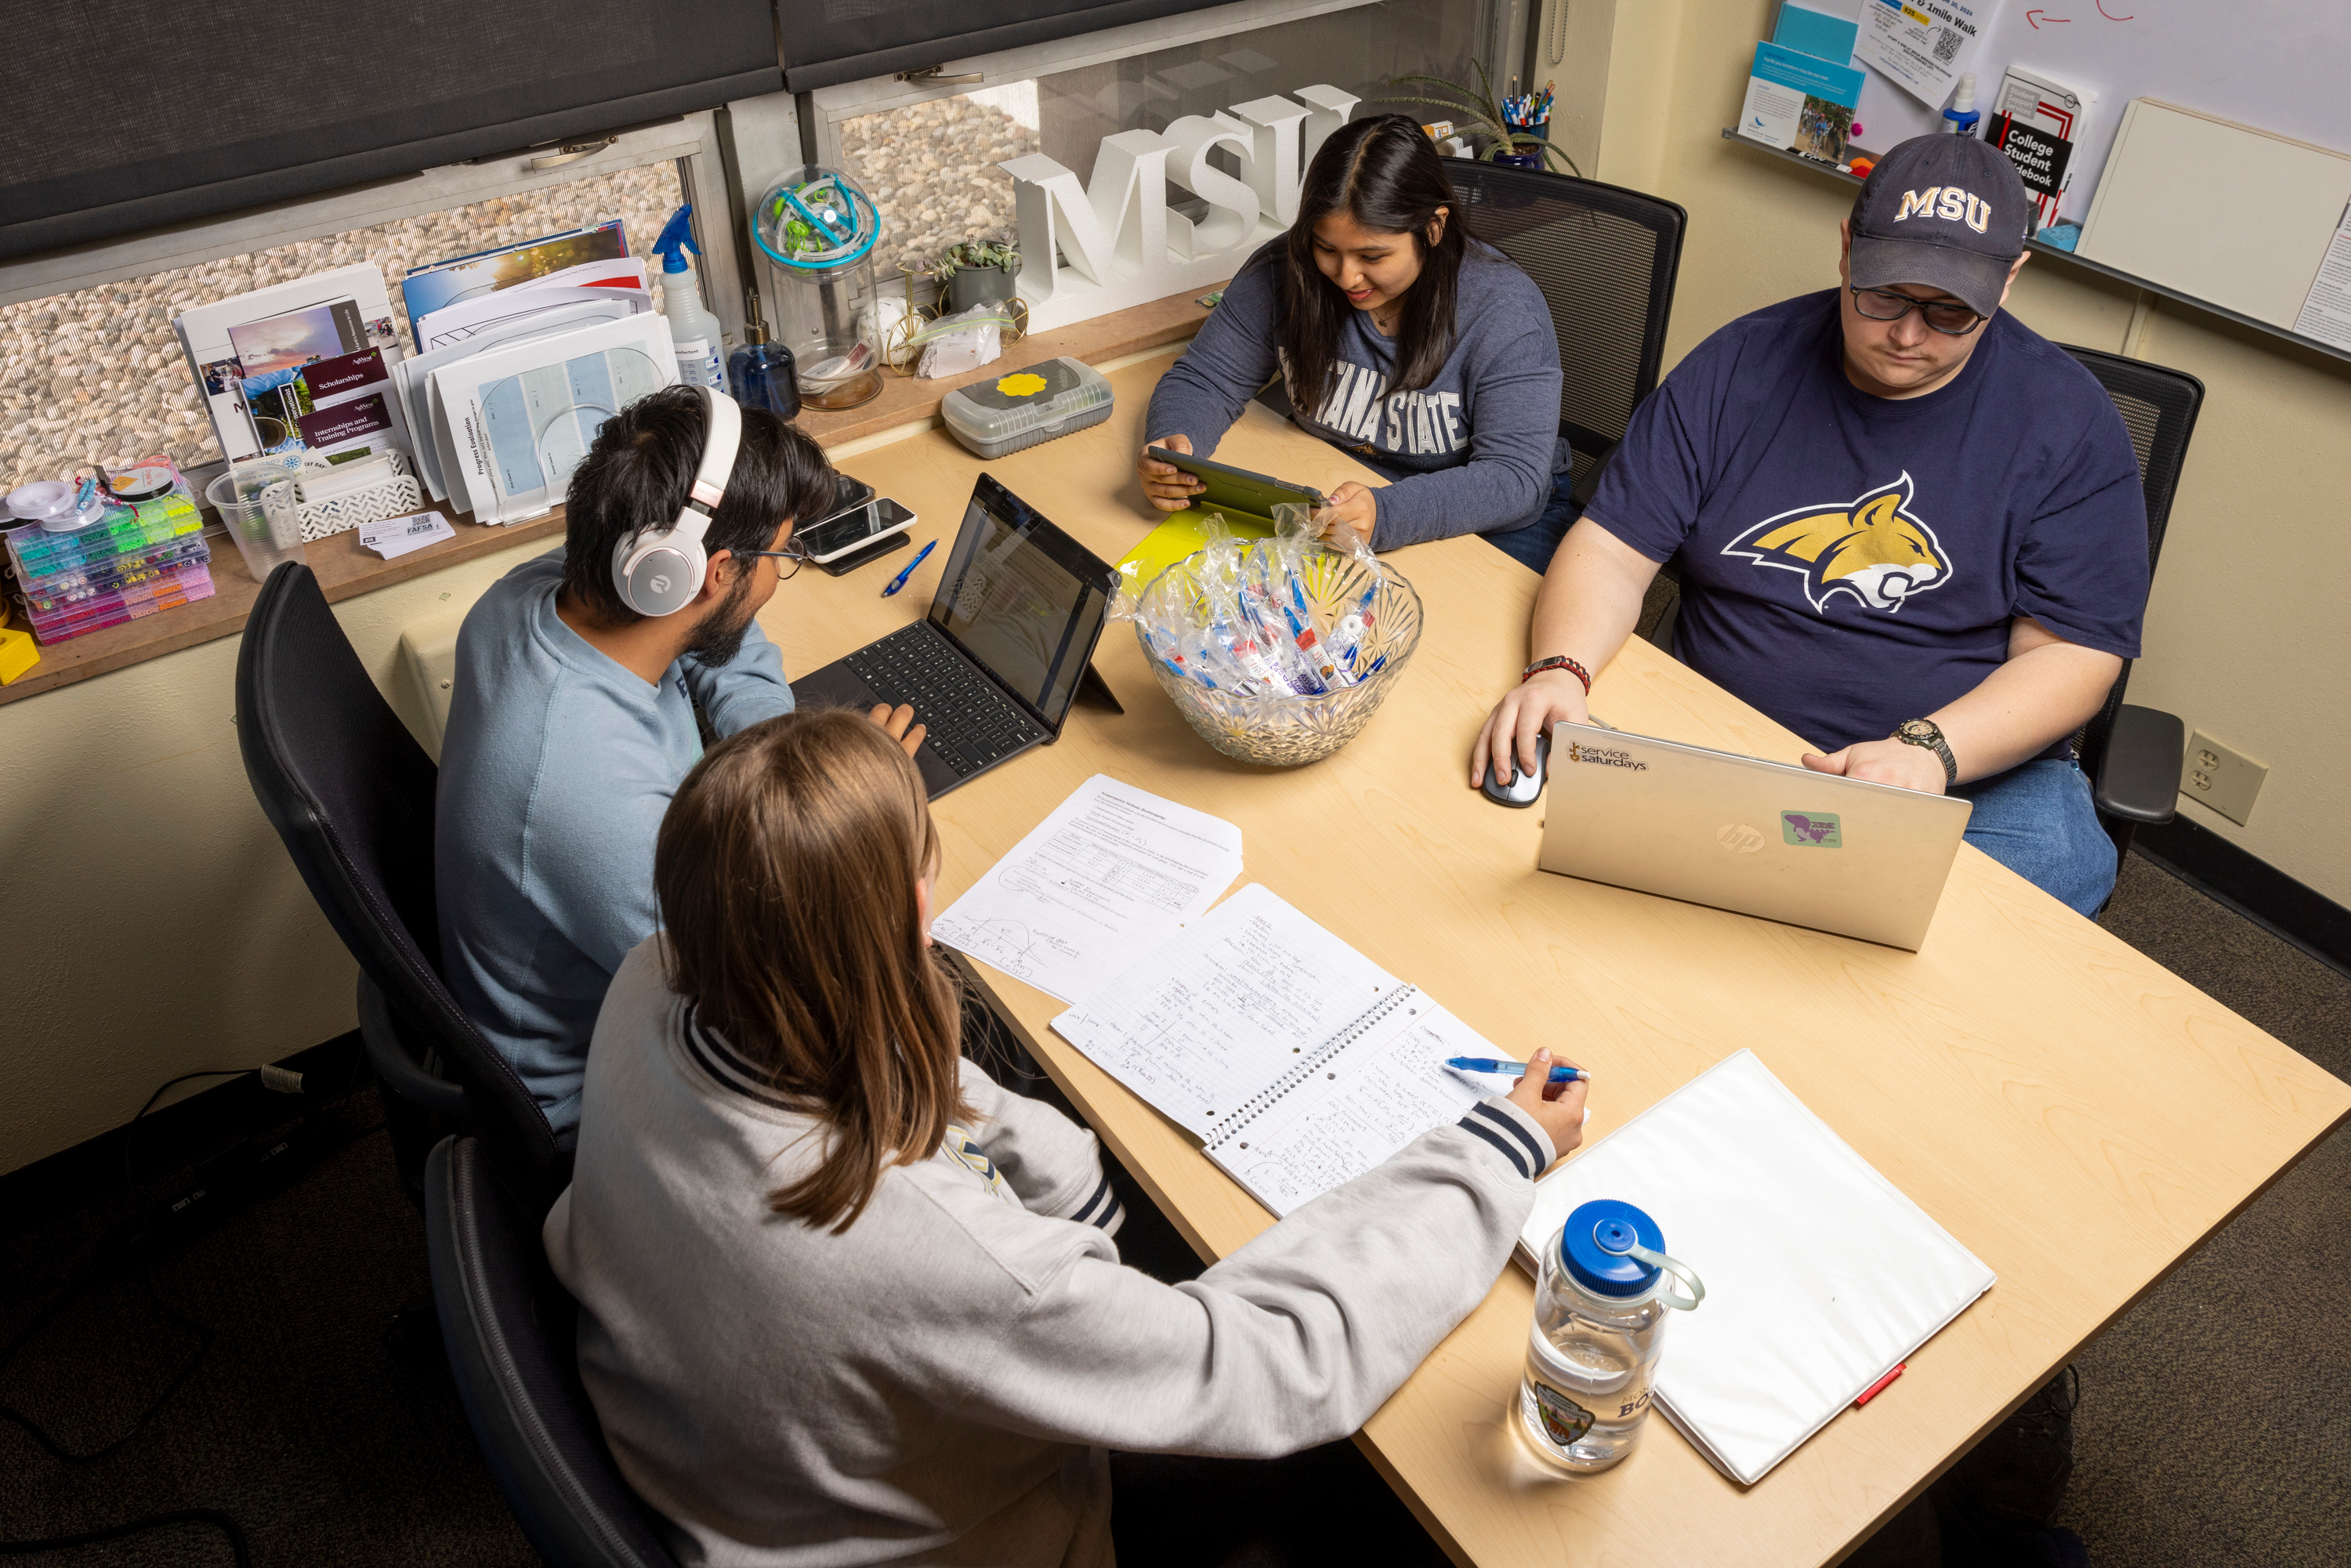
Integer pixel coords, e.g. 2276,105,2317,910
544,707,1588,1566
1136,113,1577,571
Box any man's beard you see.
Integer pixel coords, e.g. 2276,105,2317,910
686,570,758,666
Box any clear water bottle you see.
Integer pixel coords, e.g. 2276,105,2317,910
1518,1199,1704,1473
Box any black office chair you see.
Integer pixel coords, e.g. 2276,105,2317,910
1443,161,1688,505
235,562,569,1212
426,1135,682,1568
1640,346,2204,887
2055,346,2203,866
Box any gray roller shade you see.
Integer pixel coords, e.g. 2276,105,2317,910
778,0,1214,92
0,0,781,263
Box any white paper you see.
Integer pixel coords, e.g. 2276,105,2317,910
429,313,676,523
2293,201,2351,351
933,774,1242,1006
1201,994,1488,1217
1052,883,1399,1136
413,266,650,353
1854,0,1993,110
360,511,455,559
1516,1050,1994,1486
392,297,639,504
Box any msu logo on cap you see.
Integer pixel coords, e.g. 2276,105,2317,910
1891,186,1994,234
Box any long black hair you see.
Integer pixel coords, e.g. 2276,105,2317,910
1270,113,1470,419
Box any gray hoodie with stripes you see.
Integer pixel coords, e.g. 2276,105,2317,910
544,936,1556,1567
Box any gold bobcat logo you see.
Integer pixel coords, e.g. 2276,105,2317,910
1721,473,1951,614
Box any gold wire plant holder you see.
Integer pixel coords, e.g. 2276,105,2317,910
882,266,1031,377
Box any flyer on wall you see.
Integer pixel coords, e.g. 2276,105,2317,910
1855,0,1997,110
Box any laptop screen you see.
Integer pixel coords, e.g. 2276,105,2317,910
926,474,1115,729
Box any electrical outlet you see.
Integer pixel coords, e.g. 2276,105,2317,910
2181,730,2268,825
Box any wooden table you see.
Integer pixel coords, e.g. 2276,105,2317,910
755,351,2351,1566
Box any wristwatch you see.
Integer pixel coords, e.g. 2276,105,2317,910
1890,719,1958,786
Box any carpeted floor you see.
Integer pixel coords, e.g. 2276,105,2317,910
0,850,2342,1566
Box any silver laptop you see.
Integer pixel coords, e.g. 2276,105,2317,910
1535,722,1974,951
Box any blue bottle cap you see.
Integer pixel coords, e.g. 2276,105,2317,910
1559,1199,1666,1297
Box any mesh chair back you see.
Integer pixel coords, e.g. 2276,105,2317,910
2056,346,2204,777
426,1137,683,1568
234,563,567,1203
1446,162,1687,497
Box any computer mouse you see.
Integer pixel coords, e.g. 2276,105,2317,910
1481,733,1548,808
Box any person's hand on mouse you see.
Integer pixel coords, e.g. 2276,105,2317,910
1505,1047,1588,1167
1312,482,1379,550
1137,433,1202,512
1470,666,1590,789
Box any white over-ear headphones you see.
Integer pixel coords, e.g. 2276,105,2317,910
610,386,745,617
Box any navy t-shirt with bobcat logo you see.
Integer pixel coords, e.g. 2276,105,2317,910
1589,289,2147,759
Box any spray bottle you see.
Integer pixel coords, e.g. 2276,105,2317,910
652,205,726,389
1942,74,1981,136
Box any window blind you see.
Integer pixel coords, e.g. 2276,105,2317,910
0,0,781,263
777,0,1216,92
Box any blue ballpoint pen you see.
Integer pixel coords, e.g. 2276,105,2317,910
881,538,937,597
1445,1056,1589,1085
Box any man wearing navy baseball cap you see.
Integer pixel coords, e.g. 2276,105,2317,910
1474,133,2150,916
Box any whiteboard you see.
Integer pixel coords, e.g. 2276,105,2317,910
1841,0,2351,224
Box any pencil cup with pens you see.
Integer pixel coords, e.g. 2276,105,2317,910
1114,509,1422,768
1497,82,1556,171
1519,1199,1704,1474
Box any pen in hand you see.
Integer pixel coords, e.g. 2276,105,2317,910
1446,1056,1590,1085
882,538,937,598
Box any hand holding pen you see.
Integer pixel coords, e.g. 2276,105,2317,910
1447,1056,1590,1086
882,538,937,597
1501,1048,1589,1158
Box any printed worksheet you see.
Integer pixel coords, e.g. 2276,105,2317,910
932,775,1244,1007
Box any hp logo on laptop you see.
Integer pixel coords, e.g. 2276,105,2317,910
1716,823,1766,854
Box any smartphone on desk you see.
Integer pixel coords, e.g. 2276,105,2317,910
798,495,917,565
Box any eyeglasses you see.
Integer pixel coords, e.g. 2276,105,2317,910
735,545,808,581
1848,286,1987,336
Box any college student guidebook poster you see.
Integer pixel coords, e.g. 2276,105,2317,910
1738,40,1865,165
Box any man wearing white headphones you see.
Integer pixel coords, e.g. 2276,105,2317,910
435,386,922,1143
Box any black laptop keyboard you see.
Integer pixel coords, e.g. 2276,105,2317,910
846,624,1045,779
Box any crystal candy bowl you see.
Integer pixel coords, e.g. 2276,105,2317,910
1135,548,1424,768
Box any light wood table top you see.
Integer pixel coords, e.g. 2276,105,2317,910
755,351,2351,1567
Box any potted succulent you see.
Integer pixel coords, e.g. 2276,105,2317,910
1379,62,1582,176
934,238,1021,313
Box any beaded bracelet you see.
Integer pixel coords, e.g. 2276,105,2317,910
1522,655,1592,693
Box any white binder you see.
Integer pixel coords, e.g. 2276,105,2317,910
1517,1050,1995,1486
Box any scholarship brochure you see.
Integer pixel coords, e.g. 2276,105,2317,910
1738,40,1865,165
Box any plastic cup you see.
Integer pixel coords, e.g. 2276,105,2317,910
206,461,307,581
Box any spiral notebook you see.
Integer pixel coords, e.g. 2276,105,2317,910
1052,883,1500,1217
1516,1050,1997,1486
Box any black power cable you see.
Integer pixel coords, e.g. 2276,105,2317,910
2,1062,385,1561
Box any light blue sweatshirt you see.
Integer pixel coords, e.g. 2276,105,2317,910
434,549,795,1141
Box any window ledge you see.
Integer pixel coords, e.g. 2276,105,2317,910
0,283,1218,708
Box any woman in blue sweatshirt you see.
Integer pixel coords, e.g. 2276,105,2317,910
1138,113,1572,567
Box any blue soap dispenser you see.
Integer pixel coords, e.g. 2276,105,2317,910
727,285,802,420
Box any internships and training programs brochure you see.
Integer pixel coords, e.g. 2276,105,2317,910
1516,1050,1995,1486
1053,884,1512,1219
172,263,404,464
2294,200,2351,353
931,775,1244,1005
1737,41,1865,164
429,313,675,523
